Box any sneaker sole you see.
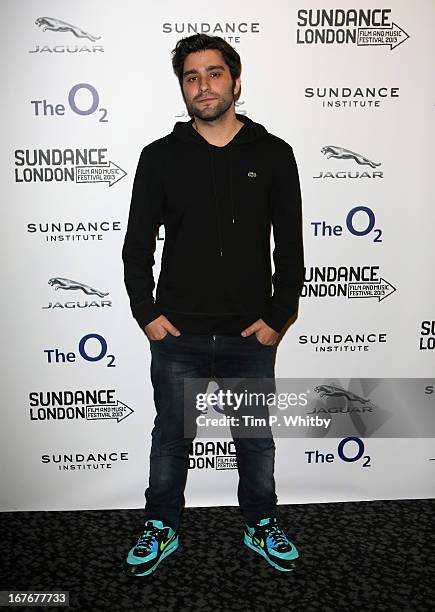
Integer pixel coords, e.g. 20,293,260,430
244,533,297,572
127,537,179,577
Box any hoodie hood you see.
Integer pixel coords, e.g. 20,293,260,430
172,113,269,146
171,114,269,256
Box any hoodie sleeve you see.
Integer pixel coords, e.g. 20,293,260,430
261,143,304,334
122,146,165,331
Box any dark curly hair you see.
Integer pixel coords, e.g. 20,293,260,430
171,33,241,99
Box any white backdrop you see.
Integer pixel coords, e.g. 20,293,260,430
1,0,434,511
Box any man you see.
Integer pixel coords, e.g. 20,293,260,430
122,33,304,576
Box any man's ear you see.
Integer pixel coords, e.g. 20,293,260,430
234,76,242,102
234,76,241,97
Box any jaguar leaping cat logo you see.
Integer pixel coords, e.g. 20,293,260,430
321,146,381,168
48,278,108,298
314,385,372,405
35,17,101,42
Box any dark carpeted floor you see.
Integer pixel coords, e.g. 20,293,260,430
1,499,434,612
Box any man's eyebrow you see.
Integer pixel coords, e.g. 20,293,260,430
183,64,226,77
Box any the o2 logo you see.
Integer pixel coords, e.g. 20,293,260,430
311,206,382,243
44,333,115,367
31,83,108,122
346,206,382,242
305,437,371,468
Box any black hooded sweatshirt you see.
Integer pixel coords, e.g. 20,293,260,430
122,113,304,335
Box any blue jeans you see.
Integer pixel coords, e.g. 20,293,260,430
143,333,278,529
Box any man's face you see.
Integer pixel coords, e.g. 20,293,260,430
182,48,240,121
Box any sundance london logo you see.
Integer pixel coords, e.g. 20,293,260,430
14,148,126,186
296,8,409,50
189,441,237,470
302,265,396,301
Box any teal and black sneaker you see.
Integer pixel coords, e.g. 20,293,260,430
244,517,299,572
125,519,179,576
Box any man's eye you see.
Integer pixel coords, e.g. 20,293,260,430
187,76,197,82
210,72,221,78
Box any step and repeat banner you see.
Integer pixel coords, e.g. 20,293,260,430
1,1,434,511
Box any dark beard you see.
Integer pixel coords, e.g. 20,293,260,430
192,96,233,122
186,90,234,121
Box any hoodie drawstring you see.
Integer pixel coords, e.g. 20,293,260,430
229,148,235,225
209,148,224,257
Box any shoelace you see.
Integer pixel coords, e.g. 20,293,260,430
136,525,161,551
262,524,290,549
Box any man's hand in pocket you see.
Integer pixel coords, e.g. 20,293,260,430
144,315,181,341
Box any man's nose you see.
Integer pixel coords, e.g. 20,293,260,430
198,75,210,91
